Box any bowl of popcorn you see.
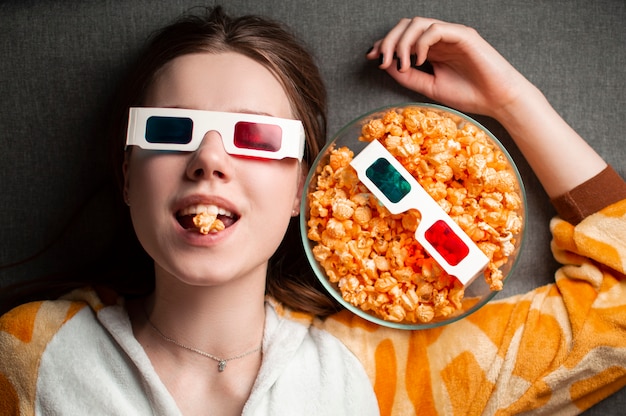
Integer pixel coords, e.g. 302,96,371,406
300,103,526,329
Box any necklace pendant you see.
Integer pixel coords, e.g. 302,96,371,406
218,360,227,372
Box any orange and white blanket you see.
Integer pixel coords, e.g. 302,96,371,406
317,167,626,415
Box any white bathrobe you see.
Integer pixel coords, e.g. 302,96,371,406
24,290,379,415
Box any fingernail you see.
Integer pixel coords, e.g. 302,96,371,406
378,53,384,65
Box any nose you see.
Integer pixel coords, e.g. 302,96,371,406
185,130,231,181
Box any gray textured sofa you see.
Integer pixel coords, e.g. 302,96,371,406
1,0,624,413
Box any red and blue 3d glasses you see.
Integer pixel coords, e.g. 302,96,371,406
126,107,305,161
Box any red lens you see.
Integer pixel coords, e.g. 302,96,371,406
424,219,469,266
234,122,282,152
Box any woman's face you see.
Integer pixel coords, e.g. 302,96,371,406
123,52,303,288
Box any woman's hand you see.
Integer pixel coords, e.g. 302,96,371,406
366,17,530,120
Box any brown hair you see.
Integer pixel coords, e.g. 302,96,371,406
109,6,340,316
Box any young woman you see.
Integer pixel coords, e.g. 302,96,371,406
2,8,626,416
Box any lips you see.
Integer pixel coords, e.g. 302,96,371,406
175,203,239,231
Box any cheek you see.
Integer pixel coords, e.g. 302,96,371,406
242,162,300,223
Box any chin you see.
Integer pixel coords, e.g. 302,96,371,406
155,259,267,290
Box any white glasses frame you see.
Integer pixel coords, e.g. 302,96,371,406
125,107,306,161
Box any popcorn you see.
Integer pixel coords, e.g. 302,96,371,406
307,106,523,324
193,208,225,235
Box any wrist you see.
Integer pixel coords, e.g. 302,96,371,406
492,80,547,131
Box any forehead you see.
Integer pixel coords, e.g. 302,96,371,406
146,52,293,119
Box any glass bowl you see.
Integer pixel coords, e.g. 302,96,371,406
300,103,526,329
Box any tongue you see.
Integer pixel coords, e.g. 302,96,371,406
218,214,235,228
178,215,196,230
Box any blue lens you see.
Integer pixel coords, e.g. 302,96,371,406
145,116,193,144
366,158,411,203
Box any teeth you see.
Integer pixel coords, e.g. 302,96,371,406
178,204,233,218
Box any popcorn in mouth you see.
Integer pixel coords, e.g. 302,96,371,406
176,204,238,234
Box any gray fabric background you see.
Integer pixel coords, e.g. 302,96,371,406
1,0,624,413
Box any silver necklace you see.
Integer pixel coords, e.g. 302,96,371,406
144,309,262,372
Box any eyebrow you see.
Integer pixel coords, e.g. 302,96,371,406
229,107,276,117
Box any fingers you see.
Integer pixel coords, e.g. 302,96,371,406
376,17,414,69
367,17,474,74
366,17,442,72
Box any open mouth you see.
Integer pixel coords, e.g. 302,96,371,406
176,204,239,232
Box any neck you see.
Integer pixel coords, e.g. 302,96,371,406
139,265,267,361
